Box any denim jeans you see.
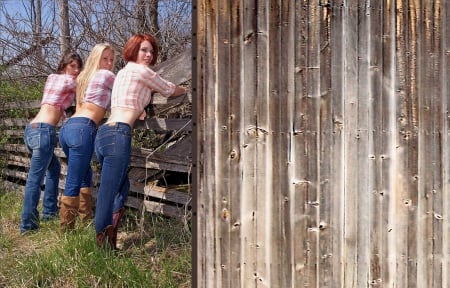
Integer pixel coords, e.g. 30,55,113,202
94,122,131,233
20,123,60,233
59,117,96,196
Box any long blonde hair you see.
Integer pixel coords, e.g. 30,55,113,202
76,43,115,106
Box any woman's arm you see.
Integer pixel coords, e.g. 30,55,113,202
171,85,189,97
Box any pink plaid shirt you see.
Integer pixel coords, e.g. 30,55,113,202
111,62,175,112
41,73,77,118
82,69,116,109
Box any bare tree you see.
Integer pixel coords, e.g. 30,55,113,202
149,0,159,35
58,0,70,53
136,0,151,33
31,0,42,62
0,0,191,86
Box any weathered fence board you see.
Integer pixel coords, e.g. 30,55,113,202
193,0,450,287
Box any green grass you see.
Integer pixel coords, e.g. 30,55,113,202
0,190,192,288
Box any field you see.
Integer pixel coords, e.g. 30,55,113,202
0,189,191,288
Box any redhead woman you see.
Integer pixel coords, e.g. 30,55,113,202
94,34,188,249
20,51,83,234
59,43,116,231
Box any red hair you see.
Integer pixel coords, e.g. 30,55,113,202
122,34,159,65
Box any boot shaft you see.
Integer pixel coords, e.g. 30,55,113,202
78,187,93,223
59,195,79,232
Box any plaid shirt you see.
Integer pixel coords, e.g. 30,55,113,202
83,69,116,109
111,62,175,112
41,73,77,118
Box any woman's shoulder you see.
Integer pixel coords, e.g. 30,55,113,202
46,73,76,86
47,73,75,80
93,69,116,80
122,62,156,74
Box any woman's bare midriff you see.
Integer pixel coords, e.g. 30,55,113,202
30,104,63,126
105,107,142,127
71,102,107,126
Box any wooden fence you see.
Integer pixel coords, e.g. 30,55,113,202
193,1,450,287
0,49,193,220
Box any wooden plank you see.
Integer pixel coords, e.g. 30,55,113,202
1,100,41,110
5,130,24,137
125,195,189,219
326,0,347,287
129,177,191,206
355,2,371,287
134,118,192,132
128,167,163,183
292,1,311,285
0,118,29,127
442,2,450,287
266,1,295,287
418,2,444,287
130,146,192,173
392,1,419,287
150,92,192,105
3,169,28,181
317,1,338,287
227,1,243,288
240,0,258,286
367,0,391,286
379,1,395,286
215,1,234,286
342,2,360,287
153,47,192,85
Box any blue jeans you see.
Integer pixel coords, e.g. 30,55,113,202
94,122,131,233
59,117,96,196
20,123,60,233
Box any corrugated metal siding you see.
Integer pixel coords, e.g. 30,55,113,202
193,1,450,287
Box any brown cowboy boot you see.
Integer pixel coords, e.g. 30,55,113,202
78,187,93,223
96,225,115,250
111,208,125,249
59,195,79,232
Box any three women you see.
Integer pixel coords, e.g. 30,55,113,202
20,34,186,250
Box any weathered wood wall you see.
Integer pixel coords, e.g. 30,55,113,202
0,49,193,220
193,0,450,287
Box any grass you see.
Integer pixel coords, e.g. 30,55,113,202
0,189,192,288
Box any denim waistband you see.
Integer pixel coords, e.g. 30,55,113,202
65,117,97,128
28,122,56,129
104,121,131,130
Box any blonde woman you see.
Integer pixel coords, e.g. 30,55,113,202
59,43,116,231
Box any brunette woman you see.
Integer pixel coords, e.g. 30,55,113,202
20,52,83,234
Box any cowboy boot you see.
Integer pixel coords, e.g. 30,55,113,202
111,208,125,249
96,225,115,249
78,187,93,223
59,195,79,232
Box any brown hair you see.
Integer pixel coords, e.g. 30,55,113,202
122,34,159,65
57,51,83,73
